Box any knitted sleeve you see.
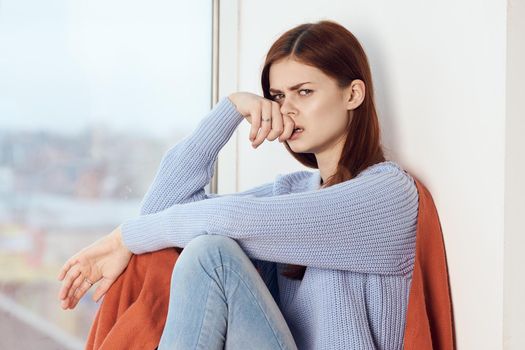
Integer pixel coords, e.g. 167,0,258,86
121,163,419,276
138,96,274,216
133,96,277,280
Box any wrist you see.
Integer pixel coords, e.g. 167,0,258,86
227,93,238,108
112,224,132,256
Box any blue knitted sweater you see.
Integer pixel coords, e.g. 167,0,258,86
121,96,419,350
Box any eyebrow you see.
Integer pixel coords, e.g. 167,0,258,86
269,81,312,93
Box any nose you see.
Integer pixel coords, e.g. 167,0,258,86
279,98,298,117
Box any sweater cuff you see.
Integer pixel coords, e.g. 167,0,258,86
120,212,167,254
187,96,245,157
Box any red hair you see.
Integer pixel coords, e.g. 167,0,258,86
260,20,386,280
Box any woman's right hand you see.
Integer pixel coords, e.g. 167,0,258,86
228,92,296,148
57,225,133,309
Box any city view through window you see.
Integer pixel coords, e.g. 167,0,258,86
0,1,213,348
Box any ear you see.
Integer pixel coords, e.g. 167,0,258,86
345,79,366,110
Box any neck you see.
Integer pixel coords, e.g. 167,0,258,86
315,139,345,185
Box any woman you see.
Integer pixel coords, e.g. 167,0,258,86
58,20,419,350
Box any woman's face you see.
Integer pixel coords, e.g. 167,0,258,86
268,57,357,155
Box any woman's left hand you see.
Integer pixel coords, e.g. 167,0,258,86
57,225,133,310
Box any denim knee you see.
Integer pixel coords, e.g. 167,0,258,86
181,234,242,262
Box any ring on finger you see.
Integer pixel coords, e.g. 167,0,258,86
84,278,94,286
262,116,271,122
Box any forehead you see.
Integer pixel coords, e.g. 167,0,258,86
269,59,326,89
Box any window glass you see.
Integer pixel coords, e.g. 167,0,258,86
0,1,213,348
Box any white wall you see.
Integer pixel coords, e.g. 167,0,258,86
218,1,524,348
504,0,525,349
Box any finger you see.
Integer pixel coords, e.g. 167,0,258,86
280,114,295,142
92,278,114,303
57,257,78,281
61,296,70,309
69,279,92,309
59,267,80,300
66,272,86,299
252,103,273,148
59,266,80,300
249,104,261,142
265,101,283,142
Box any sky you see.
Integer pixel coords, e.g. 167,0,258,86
0,0,213,139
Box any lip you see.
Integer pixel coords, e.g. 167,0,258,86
289,129,303,140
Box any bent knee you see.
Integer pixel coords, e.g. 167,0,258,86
183,234,241,257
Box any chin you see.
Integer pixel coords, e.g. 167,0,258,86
287,141,311,153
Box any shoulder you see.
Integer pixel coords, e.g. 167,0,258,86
358,161,419,213
274,161,417,197
357,160,406,176
274,170,317,194
278,160,413,183
357,160,418,194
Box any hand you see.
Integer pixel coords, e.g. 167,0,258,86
228,92,295,149
57,225,133,310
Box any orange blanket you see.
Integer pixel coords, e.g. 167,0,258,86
85,177,455,350
402,176,456,349
85,247,182,350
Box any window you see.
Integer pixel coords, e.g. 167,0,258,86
0,1,214,347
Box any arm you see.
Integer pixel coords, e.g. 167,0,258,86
139,96,255,215
137,96,278,277
121,163,419,276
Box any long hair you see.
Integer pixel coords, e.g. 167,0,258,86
260,20,386,280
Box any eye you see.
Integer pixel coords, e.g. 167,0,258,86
271,89,313,101
270,94,283,101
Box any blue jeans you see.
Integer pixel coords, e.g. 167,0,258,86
158,234,298,350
